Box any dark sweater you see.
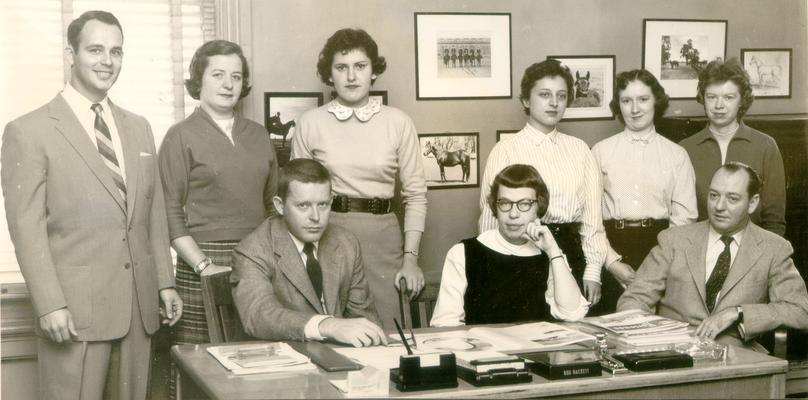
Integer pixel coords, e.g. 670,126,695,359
463,238,551,325
158,108,278,242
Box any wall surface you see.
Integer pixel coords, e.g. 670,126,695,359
246,0,808,277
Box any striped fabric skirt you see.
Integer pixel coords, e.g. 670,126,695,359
169,240,238,400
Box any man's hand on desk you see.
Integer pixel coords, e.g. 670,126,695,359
319,317,388,347
695,307,739,339
40,307,77,343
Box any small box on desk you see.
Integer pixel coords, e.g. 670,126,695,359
456,366,532,386
522,350,602,380
389,353,458,392
613,350,693,372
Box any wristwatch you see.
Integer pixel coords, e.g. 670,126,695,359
194,257,213,274
404,250,419,257
735,305,744,323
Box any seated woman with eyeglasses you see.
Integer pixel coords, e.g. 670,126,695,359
431,164,589,327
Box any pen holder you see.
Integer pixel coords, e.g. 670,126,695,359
389,352,458,392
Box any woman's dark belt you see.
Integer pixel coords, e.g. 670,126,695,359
331,195,393,214
605,218,669,230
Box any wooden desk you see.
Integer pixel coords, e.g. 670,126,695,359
172,340,787,399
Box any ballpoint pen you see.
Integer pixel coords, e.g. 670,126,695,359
409,328,417,349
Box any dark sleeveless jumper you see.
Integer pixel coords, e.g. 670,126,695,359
462,238,552,325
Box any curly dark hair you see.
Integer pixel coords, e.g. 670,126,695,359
184,40,251,100
609,69,670,125
316,28,387,86
519,59,574,114
696,58,754,121
487,164,550,218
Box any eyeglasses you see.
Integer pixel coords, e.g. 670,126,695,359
496,199,538,212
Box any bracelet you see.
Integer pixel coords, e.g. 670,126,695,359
194,257,213,274
549,253,565,262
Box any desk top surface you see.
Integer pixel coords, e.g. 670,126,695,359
171,329,788,399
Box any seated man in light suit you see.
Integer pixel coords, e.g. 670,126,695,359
618,162,808,348
231,158,386,347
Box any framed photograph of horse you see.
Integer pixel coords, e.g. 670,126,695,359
741,48,791,99
419,132,479,190
496,129,518,142
264,92,323,166
330,90,388,105
642,19,727,99
546,55,615,120
414,13,512,100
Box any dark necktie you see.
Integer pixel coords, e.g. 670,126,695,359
91,103,126,201
706,235,733,312
303,243,323,301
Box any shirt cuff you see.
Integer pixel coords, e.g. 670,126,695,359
583,264,602,285
304,315,332,341
605,247,622,269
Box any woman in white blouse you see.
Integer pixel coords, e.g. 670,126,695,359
433,164,589,326
291,28,427,329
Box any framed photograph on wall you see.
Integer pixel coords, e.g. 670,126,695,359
330,90,388,105
642,19,727,99
741,48,791,99
419,132,479,189
264,92,323,166
415,12,512,100
496,129,518,142
547,55,615,120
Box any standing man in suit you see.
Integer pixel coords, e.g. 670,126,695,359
1,10,181,399
617,162,808,348
231,158,386,347
679,58,786,236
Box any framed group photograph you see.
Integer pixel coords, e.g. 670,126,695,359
741,48,791,99
496,129,518,142
415,12,512,100
547,55,615,120
330,90,388,105
419,132,479,189
642,19,727,99
264,92,323,166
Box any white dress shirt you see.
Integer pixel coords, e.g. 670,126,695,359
592,129,698,265
60,83,126,182
430,229,590,327
287,233,330,340
478,123,608,283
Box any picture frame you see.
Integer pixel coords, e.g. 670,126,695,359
547,55,615,120
415,12,512,100
264,92,323,166
741,48,791,99
642,19,727,99
419,132,479,189
329,90,388,105
496,129,518,142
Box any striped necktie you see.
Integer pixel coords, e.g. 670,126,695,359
91,103,126,202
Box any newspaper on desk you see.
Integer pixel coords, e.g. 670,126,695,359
207,342,317,375
582,309,695,347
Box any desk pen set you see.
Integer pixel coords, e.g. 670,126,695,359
389,319,459,391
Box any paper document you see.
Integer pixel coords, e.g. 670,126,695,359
207,342,317,375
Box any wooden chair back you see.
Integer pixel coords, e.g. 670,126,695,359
200,270,248,343
398,277,440,329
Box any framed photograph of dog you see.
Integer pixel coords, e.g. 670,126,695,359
414,13,512,100
330,90,388,105
643,19,727,99
264,92,323,166
741,48,791,99
419,132,479,190
547,55,615,121
496,129,518,142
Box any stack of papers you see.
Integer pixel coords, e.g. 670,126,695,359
583,310,694,347
207,342,317,375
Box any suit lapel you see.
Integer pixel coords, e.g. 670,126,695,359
50,96,126,213
718,224,762,304
318,229,341,316
272,220,324,314
110,101,139,225
685,222,710,308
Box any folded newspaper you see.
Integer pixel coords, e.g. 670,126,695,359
583,310,694,347
207,342,317,375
